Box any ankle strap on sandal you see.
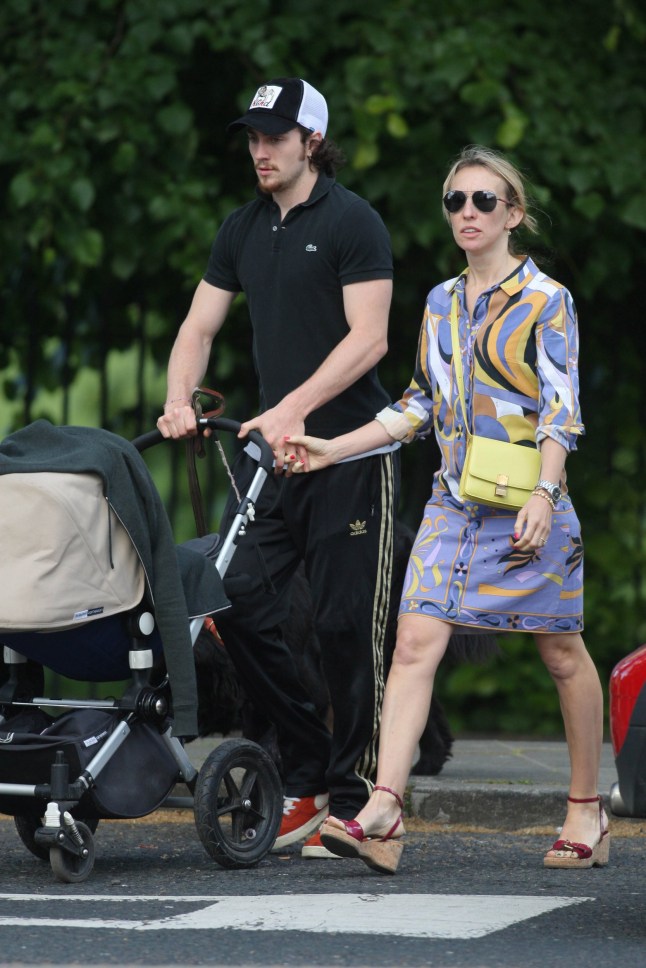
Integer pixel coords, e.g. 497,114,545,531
567,794,601,804
374,785,404,810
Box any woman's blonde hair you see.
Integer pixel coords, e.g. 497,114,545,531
442,145,539,237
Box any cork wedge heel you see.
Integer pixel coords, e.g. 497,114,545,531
543,794,610,869
319,785,405,875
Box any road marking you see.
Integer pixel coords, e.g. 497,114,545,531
0,893,592,939
0,894,219,902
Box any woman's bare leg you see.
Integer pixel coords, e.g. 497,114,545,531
535,632,606,853
327,613,453,837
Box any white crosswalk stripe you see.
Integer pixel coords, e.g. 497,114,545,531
0,893,593,939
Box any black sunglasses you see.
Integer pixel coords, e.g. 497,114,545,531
443,190,512,214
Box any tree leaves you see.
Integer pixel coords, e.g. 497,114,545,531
1,0,645,732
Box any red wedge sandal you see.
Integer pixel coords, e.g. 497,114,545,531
319,785,405,875
543,794,610,869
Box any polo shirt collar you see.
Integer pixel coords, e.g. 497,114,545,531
299,173,335,207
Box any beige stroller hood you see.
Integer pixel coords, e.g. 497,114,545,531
0,471,145,631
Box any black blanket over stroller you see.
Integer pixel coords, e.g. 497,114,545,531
0,420,227,737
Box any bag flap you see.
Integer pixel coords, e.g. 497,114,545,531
465,437,540,489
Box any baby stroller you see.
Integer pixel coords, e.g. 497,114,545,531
0,415,282,883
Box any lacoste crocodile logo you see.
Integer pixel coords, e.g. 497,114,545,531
305,243,317,252
349,519,367,536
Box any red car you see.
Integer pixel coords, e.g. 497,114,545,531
609,643,646,817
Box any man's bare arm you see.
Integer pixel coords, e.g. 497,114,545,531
240,277,392,464
157,281,236,438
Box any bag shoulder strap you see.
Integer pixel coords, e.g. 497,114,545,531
449,291,472,438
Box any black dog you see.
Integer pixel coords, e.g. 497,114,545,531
193,522,499,777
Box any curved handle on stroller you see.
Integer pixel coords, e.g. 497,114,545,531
131,418,274,473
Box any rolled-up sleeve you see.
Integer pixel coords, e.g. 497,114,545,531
378,305,436,442
535,287,585,451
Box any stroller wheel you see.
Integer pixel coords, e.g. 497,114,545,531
194,738,282,869
14,813,99,862
49,821,96,883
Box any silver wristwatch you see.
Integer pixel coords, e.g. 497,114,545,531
536,479,562,503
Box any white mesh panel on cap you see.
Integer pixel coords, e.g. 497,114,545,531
298,80,328,136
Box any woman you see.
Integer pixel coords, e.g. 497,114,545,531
285,145,607,875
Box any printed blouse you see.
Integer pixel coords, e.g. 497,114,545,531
379,257,584,500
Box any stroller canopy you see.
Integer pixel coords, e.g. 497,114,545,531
0,471,145,631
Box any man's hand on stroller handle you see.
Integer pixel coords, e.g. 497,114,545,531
238,402,307,474
157,401,202,439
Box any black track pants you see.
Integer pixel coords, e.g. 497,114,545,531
215,449,399,818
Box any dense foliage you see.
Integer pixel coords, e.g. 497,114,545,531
2,0,645,733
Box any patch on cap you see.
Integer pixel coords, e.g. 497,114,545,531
249,85,283,110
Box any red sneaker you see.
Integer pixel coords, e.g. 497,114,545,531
301,829,342,859
272,793,329,850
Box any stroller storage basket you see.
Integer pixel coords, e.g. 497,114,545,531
0,708,179,819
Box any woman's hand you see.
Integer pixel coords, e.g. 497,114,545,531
512,493,554,551
283,434,335,474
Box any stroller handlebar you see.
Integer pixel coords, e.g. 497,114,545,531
131,418,274,473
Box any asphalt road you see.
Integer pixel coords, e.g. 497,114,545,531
0,813,644,968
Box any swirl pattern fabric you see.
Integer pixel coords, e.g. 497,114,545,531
392,258,584,632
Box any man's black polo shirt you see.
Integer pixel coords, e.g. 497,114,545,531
204,174,393,436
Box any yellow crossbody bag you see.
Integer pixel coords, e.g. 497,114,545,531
450,294,540,510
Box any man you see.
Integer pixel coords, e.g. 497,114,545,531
158,77,399,858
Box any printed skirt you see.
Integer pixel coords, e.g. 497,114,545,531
399,487,584,634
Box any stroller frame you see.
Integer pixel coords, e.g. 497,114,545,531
0,417,282,883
